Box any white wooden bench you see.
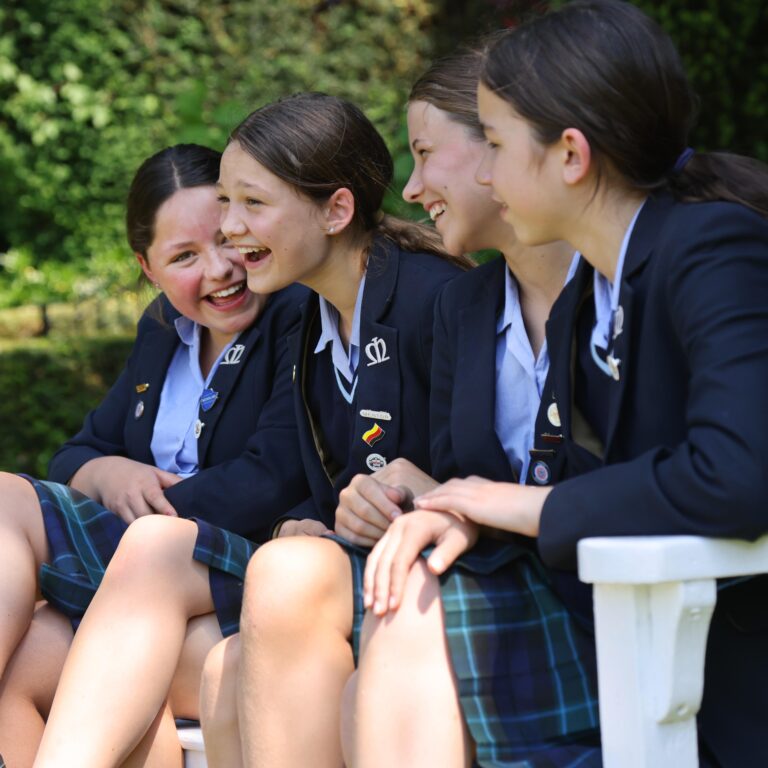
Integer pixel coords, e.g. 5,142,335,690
578,533,768,768
178,726,207,768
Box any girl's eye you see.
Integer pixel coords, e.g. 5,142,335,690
172,250,195,263
217,194,229,205
245,197,262,207
486,141,499,150
417,148,428,158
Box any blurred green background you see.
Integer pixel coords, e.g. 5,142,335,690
1,0,766,474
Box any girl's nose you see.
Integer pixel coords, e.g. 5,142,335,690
402,166,424,203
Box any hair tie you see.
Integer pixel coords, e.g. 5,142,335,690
672,147,695,174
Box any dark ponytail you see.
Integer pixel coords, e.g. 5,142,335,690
229,92,472,269
481,0,768,217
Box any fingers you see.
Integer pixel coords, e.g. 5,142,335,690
363,517,430,616
155,469,183,488
335,476,404,546
427,523,478,575
144,486,178,517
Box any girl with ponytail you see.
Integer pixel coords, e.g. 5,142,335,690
355,2,768,767
33,93,468,767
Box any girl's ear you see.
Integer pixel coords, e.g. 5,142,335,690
135,253,155,284
560,127,592,186
324,187,356,235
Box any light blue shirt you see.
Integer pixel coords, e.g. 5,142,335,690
314,275,366,404
494,254,580,482
150,316,240,478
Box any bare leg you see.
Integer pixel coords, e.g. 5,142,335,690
238,537,354,768
200,635,243,768
344,559,473,768
121,614,223,768
34,515,216,768
0,604,71,767
120,705,182,768
0,473,50,679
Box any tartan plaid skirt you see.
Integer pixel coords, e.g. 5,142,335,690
27,475,255,638
26,476,130,628
333,535,602,768
192,519,260,637
191,526,367,643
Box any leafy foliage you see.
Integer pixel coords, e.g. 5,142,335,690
0,335,134,475
0,0,437,307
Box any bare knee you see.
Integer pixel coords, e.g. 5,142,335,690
106,515,198,582
0,472,48,563
360,559,443,660
241,537,351,639
200,635,240,731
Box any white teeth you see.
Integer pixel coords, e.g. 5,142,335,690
428,202,447,221
238,247,260,255
209,282,244,299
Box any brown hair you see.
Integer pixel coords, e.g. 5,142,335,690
481,0,768,216
408,47,487,142
229,92,472,268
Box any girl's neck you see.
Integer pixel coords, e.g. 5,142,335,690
568,188,647,283
200,327,235,379
306,240,367,348
502,240,573,359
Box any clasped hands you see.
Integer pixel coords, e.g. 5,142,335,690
332,460,550,618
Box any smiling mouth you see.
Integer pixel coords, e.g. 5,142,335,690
206,280,246,306
428,202,447,222
238,246,271,265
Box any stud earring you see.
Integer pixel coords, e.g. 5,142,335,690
328,226,335,234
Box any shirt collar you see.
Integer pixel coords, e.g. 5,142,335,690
314,274,366,383
497,251,580,336
174,315,200,348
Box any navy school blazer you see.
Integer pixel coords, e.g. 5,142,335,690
48,284,312,543
532,194,768,768
284,237,464,529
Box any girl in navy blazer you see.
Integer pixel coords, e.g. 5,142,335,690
222,50,590,768
0,143,309,766
355,3,768,767
34,94,468,767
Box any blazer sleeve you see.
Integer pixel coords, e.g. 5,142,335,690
164,327,313,543
539,204,768,569
47,316,153,483
429,285,459,482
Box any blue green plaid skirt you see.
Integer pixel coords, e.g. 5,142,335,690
26,476,130,628
192,519,259,637
333,535,602,768
28,475,254,638
191,525,366,643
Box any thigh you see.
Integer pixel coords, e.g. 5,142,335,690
1,602,74,715
168,613,223,719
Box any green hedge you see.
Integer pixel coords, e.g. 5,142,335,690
0,335,134,476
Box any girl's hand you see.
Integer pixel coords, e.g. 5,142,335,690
335,459,439,547
70,456,181,522
277,518,332,538
414,475,550,537
363,510,479,616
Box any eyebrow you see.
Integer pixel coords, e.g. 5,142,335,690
216,179,267,194
162,240,196,253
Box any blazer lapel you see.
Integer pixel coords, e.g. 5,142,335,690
601,195,670,452
128,323,179,464
196,317,263,466
452,259,514,481
351,239,401,471
544,257,593,443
